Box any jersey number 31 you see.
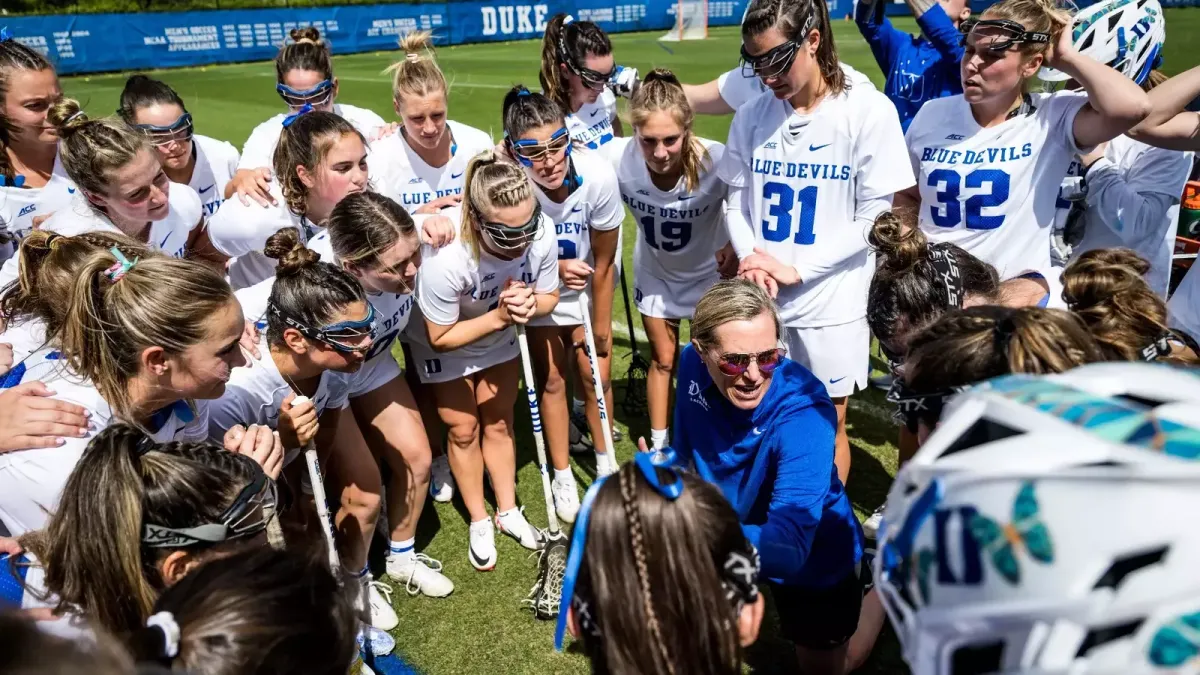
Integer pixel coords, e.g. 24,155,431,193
761,182,818,245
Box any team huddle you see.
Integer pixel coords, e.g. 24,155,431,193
2,0,1200,670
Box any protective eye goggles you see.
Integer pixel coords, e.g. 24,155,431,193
886,377,964,433
276,79,334,109
555,453,761,650
572,63,616,91
133,112,194,147
959,18,1050,53
715,347,787,377
269,302,377,353
142,465,278,548
509,128,572,164
478,200,543,253
740,40,801,80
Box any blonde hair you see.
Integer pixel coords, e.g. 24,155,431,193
691,279,783,352
385,31,447,104
630,69,711,193
982,0,1071,55
460,150,536,260
47,98,150,203
58,250,236,423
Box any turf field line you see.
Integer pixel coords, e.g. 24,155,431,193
849,397,894,426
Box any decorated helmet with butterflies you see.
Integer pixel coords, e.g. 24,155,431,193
1040,0,1166,86
875,362,1200,675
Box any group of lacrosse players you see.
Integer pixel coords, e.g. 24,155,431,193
3,0,1200,669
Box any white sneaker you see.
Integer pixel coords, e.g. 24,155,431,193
552,476,581,524
386,552,455,597
495,507,542,551
430,453,455,503
863,505,885,540
469,518,497,571
356,576,399,632
357,624,396,657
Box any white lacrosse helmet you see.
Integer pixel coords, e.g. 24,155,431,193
875,362,1200,675
1040,0,1166,86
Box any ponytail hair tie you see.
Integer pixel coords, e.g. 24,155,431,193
563,14,575,24
145,611,181,659
0,27,12,43
282,103,314,128
405,52,421,63
64,110,87,125
993,315,1016,355
104,247,138,283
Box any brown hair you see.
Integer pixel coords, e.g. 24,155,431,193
326,191,419,270
1063,248,1199,364
867,210,1001,355
630,69,711,193
385,30,447,104
572,463,752,675
459,149,537,260
905,305,1105,392
0,610,134,675
46,97,150,203
691,278,782,353
262,228,368,346
0,231,151,341
132,548,358,675
20,424,264,637
741,0,847,96
58,248,235,423
272,110,365,218
0,36,54,183
275,27,333,84
539,14,613,111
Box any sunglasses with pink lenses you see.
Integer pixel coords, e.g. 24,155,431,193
715,348,787,376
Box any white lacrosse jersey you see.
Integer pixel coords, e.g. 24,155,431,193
720,85,912,327
307,230,417,363
207,182,318,290
1170,263,1200,344
207,336,352,461
0,185,42,264
567,89,619,150
191,134,241,220
906,91,1090,280
416,208,559,358
529,150,624,319
238,103,386,172
603,136,727,285
0,346,207,535
1058,136,1193,298
717,63,876,110
0,183,202,289
372,120,493,211
0,318,49,365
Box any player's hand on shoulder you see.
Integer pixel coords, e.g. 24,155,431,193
740,268,779,299
419,213,458,248
560,259,594,291
0,381,91,454
231,167,277,207
414,193,462,215
715,242,739,279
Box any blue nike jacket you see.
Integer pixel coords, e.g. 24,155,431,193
671,345,863,588
855,2,964,131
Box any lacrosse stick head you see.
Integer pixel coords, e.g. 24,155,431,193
621,350,650,417
525,531,569,620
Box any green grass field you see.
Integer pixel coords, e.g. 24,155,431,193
59,13,1200,673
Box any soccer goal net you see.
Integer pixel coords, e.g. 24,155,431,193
660,0,708,41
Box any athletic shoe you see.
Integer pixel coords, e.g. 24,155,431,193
357,625,396,657
359,663,376,675
429,454,455,503
495,507,542,551
570,408,623,444
869,373,894,391
569,413,591,454
386,552,454,598
356,576,399,632
469,518,497,571
552,475,581,524
862,505,885,541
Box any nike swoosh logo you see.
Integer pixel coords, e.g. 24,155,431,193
159,231,172,249
198,184,215,194
67,187,76,194
752,427,762,435
451,171,464,179
571,206,583,213
678,195,695,201
590,110,602,117
829,376,846,384
809,143,832,152
470,545,492,569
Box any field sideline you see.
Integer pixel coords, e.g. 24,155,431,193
59,14,1200,674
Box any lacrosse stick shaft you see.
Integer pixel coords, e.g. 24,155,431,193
516,325,562,536
304,441,340,572
619,267,640,354
578,291,618,471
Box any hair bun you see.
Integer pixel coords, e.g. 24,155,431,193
263,228,320,277
46,98,90,136
642,67,681,88
869,209,927,276
290,27,322,44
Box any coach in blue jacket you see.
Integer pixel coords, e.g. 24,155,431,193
855,0,970,130
669,279,863,675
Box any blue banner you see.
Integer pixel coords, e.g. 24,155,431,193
4,0,753,75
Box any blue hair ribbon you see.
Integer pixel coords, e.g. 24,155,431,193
0,27,12,43
282,103,314,128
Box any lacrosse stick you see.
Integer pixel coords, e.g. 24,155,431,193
618,268,649,417
294,396,340,572
578,290,619,474
516,325,568,620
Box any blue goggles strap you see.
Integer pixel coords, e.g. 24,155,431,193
511,127,570,152
282,103,315,128
133,112,193,135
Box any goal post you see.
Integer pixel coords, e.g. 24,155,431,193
660,0,708,41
